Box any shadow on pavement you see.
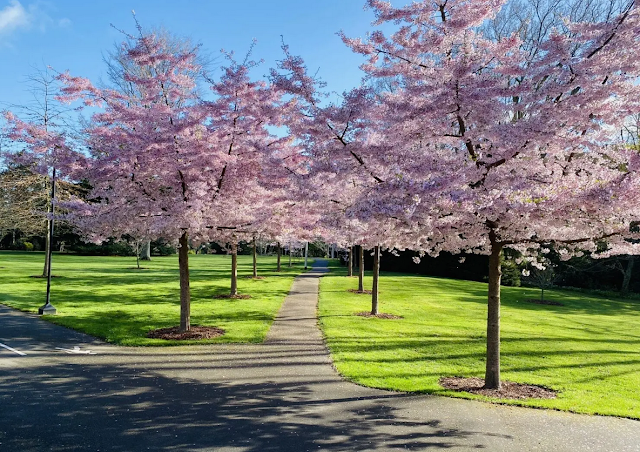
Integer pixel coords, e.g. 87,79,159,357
0,355,497,451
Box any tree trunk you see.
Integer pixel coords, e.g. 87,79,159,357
621,256,635,295
371,245,380,315
252,237,257,278
348,246,353,277
288,242,292,267
178,230,191,332
358,245,365,292
230,239,238,296
276,242,282,272
304,242,308,269
140,240,151,260
135,241,140,269
485,235,503,390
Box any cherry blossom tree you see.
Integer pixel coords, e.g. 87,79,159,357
59,29,211,332
340,0,640,388
199,50,304,295
271,47,395,314
103,24,208,263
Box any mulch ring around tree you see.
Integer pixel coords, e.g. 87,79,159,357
127,267,149,270
213,293,252,300
29,275,63,278
147,326,225,340
526,298,564,306
243,276,266,280
439,377,557,400
347,289,373,294
355,311,403,320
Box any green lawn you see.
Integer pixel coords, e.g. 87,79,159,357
319,269,640,419
0,251,308,346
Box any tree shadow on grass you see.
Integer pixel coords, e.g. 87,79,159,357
325,332,640,355
2,281,292,312
366,275,640,317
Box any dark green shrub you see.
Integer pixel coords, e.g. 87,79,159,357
151,239,176,256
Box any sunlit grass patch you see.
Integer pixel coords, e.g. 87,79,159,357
0,251,308,346
319,267,640,419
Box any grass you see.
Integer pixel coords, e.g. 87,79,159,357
4,252,639,418
0,251,309,346
319,267,640,419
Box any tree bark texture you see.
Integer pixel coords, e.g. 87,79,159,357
230,239,238,296
348,246,353,277
276,242,282,272
179,230,191,332
485,234,503,389
358,245,365,292
371,245,380,315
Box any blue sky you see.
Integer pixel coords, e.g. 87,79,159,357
0,0,382,109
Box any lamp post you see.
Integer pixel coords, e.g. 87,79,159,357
39,167,57,315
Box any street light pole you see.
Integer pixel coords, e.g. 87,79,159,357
39,167,57,315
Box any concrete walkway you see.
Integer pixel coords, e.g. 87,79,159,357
1,261,639,451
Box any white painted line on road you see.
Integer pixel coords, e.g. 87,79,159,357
0,342,27,356
55,346,96,355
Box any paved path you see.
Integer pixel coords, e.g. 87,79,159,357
1,261,639,451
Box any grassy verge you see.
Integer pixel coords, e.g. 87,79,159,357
319,267,640,419
0,251,309,346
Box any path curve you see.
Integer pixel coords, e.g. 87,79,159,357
0,261,639,451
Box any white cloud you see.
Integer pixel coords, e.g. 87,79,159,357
0,1,31,34
0,1,71,44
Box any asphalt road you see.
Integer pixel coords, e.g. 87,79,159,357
1,262,639,451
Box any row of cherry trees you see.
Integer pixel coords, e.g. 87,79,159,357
274,0,640,388
4,0,640,389
58,29,318,332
